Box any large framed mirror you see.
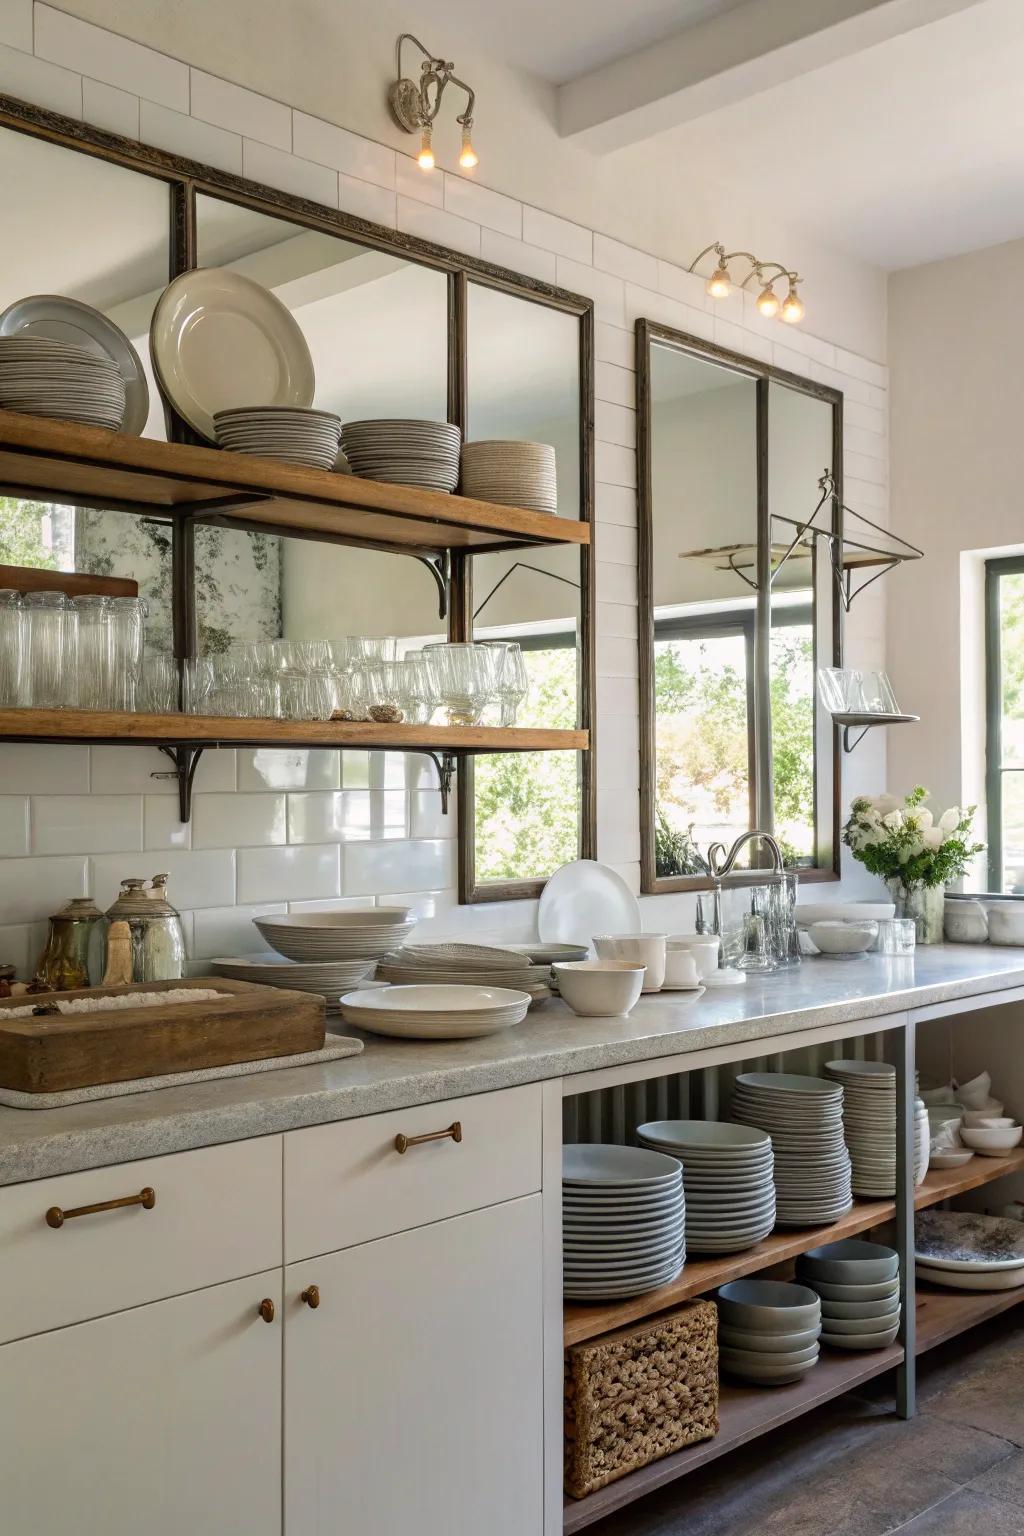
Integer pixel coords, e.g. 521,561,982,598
636,320,842,893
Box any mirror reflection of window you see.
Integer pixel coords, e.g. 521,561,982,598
650,342,758,875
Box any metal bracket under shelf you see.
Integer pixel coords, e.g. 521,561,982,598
418,749,458,814
836,714,920,753
414,551,451,620
153,746,205,822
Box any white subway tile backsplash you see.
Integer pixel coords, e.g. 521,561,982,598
0,744,89,795
714,318,748,355
337,171,396,228
0,855,88,923
595,522,637,567
190,70,291,149
595,441,636,488
522,206,592,264
193,792,286,850
844,401,886,435
143,796,191,851
593,233,658,289
597,713,640,789
844,449,887,486
597,791,641,864
395,154,444,206
410,790,454,840
238,748,338,792
82,77,139,139
343,839,455,897
381,888,457,933
397,196,480,257
845,424,887,461
597,602,638,639
90,745,235,794
191,902,287,959
236,843,339,904
0,41,80,116
243,138,338,205
595,399,635,449
444,175,521,238
35,5,186,110
286,896,375,913
595,483,637,527
833,347,887,389
594,322,634,370
624,282,695,334
595,362,635,408
0,1,31,51
31,795,142,856
0,798,29,857
0,922,42,980
656,260,705,307
597,635,639,678
557,258,624,324
294,111,395,186
479,229,557,285
139,100,242,174
288,790,406,844
90,850,235,912
597,675,638,717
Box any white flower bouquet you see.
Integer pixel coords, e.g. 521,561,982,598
843,786,983,890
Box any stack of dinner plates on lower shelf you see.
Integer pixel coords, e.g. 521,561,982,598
375,942,553,1003
797,1240,901,1349
730,1072,853,1226
213,406,342,468
825,1060,929,1196
338,983,531,1039
460,440,557,514
562,1144,685,1300
340,419,461,491
915,1210,1024,1291
636,1120,776,1254
0,337,126,428
254,908,415,961
716,1279,822,1385
210,952,375,1013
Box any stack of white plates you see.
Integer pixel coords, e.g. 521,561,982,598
716,1279,822,1385
210,952,375,1011
730,1072,853,1226
340,419,461,491
0,337,126,428
562,1144,685,1300
376,942,552,1002
213,406,341,468
460,440,557,514
338,983,531,1039
825,1061,930,1195
916,1210,1024,1291
636,1120,776,1254
254,908,415,961
797,1240,901,1349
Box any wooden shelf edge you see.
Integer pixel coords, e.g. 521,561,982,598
916,1279,1024,1355
0,709,589,755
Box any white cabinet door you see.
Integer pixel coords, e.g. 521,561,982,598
285,1194,544,1536
0,1270,282,1536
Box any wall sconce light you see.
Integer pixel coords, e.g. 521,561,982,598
388,33,478,171
686,241,806,324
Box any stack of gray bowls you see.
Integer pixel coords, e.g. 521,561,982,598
716,1278,822,1385
796,1239,901,1350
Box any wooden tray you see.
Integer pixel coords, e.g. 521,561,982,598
0,977,326,1093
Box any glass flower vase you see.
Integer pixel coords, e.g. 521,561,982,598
887,878,944,944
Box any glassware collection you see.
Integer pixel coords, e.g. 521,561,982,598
0,590,148,711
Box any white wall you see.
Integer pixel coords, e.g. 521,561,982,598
0,5,890,979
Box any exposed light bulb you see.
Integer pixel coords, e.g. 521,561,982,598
417,124,435,170
781,283,805,323
706,265,731,300
756,282,780,319
458,121,478,169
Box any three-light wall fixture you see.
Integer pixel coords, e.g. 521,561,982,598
686,241,805,323
388,33,478,171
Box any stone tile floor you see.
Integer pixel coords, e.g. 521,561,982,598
586,1309,1024,1535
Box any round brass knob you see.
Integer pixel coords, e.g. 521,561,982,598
300,1285,320,1309
258,1297,276,1323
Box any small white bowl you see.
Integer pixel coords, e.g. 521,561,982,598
553,960,645,1018
795,901,895,926
960,1125,1023,1155
808,921,878,955
962,1104,1005,1126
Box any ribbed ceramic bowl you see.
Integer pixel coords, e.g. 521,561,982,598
716,1278,821,1333
797,1239,898,1285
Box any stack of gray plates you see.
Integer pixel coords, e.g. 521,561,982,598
340,419,461,491
562,1144,685,1300
716,1279,822,1385
637,1120,776,1254
213,406,341,468
797,1240,901,1349
825,1060,929,1195
730,1072,853,1226
210,952,375,1012
460,440,557,514
376,942,552,1003
0,337,126,428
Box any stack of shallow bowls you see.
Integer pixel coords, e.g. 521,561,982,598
460,440,557,514
213,406,341,468
797,1240,901,1349
825,1060,930,1195
376,942,552,1003
730,1072,852,1226
562,1144,685,1300
338,982,530,1040
0,337,126,428
916,1210,1024,1291
636,1120,776,1254
716,1279,822,1385
255,908,415,962
340,419,461,491
209,952,375,1012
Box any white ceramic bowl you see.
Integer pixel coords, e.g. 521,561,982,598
795,901,895,926
808,921,878,955
593,934,666,992
962,1104,1005,1126
665,934,721,980
552,960,645,1018
960,1124,1023,1154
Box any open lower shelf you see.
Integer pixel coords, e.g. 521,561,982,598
0,708,588,755
916,1278,1024,1354
0,410,589,558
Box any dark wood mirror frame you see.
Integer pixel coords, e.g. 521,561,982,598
0,91,596,904
635,318,844,894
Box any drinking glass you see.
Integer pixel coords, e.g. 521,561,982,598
74,595,112,710
109,596,146,711
364,661,406,722
354,636,397,665
490,641,530,726
305,670,337,720
877,917,916,955
424,643,498,726
182,656,214,714
397,653,436,724
24,590,74,708
768,871,801,967
0,589,25,707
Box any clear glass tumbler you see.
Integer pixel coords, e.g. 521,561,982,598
424,643,499,726
24,590,74,708
109,596,146,711
74,595,112,711
0,589,25,707
490,641,530,726
142,655,180,713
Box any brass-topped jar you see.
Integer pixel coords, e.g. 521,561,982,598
104,874,186,983
36,896,105,990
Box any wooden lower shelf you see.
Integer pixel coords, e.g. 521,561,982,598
916,1277,1024,1354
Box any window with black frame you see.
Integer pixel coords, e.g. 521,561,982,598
985,556,1024,893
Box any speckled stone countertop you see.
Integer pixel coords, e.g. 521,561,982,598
3,945,1024,1186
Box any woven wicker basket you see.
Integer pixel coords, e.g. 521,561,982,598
564,1300,719,1499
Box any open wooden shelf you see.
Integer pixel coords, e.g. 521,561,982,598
0,707,588,755
0,410,589,558
563,1342,904,1532
916,1277,1024,1354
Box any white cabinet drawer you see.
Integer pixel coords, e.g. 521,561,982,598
284,1084,542,1262
0,1136,282,1344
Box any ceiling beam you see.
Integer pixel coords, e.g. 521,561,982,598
557,0,986,152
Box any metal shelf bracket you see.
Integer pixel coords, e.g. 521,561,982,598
419,749,458,814
153,746,205,823
415,551,451,620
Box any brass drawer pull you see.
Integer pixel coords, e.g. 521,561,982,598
300,1285,320,1309
46,1186,156,1229
258,1298,276,1324
394,1120,463,1155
